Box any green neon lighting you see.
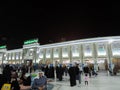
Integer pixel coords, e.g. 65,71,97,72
0,45,6,49
24,39,38,45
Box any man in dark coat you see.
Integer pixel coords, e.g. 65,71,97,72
68,64,76,87
58,64,64,81
2,64,12,83
75,64,80,85
56,64,64,81
49,64,55,79
83,65,89,74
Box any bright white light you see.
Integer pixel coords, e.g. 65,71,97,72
62,54,68,57
3,60,8,64
9,55,11,60
30,48,34,51
63,60,70,64
53,54,59,58
97,60,104,63
4,54,6,57
108,39,114,44
72,53,79,57
37,49,39,53
12,53,15,59
85,60,94,63
20,56,22,59
16,56,19,59
30,52,33,55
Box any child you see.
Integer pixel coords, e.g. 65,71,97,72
84,73,89,85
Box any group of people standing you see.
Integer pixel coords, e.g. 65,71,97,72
40,63,82,87
39,63,94,87
0,62,98,90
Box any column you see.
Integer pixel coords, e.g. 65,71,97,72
80,44,83,64
93,43,98,71
43,49,46,64
51,48,54,64
107,42,113,74
59,47,62,64
69,45,72,63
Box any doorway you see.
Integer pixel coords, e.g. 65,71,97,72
112,58,120,74
97,58,108,71
84,59,94,68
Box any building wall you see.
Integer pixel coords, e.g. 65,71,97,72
0,36,120,70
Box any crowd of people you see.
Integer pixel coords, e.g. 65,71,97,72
0,62,98,90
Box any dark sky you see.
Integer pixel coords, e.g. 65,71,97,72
0,1,119,50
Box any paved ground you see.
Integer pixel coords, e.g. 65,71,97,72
49,71,120,90
1,68,120,90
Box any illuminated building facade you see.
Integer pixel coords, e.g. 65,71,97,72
0,36,120,71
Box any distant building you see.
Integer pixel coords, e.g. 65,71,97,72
0,36,120,71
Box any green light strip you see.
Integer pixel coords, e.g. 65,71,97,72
24,39,38,45
0,45,6,49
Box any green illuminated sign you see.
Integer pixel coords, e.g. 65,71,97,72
0,45,6,49
24,39,38,45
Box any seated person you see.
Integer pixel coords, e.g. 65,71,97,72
32,71,47,90
0,74,9,90
19,84,31,90
19,72,31,90
10,71,20,90
19,72,31,86
19,72,27,84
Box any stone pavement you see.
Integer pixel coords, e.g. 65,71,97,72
48,71,120,90
1,68,120,90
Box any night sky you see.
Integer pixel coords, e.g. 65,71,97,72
0,1,119,50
